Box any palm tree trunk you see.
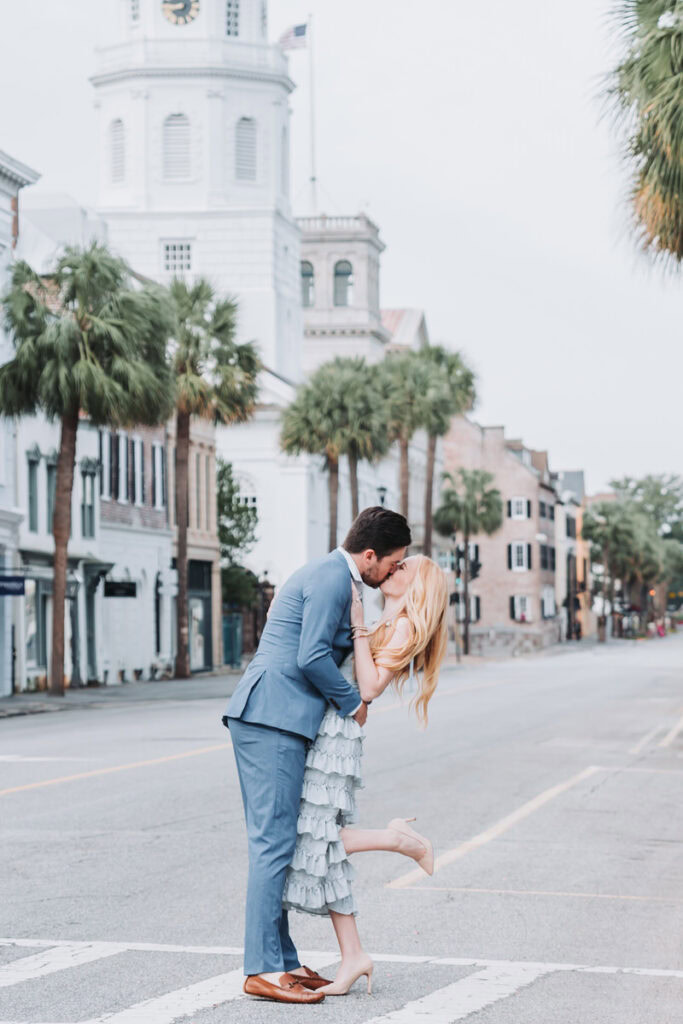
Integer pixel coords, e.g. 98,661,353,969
423,433,437,555
348,449,359,520
399,437,409,520
49,408,78,696
175,409,191,678
463,532,470,656
328,455,339,552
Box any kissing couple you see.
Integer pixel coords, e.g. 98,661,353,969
223,507,449,1004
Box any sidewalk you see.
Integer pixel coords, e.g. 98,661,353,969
0,670,242,720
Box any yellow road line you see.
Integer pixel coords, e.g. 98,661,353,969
629,723,664,755
387,765,602,889
394,885,683,904
0,743,231,797
658,711,683,749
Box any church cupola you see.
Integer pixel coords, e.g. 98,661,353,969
114,0,268,43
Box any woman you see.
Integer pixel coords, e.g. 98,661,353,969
282,554,449,995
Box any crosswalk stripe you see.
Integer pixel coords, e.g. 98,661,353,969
82,953,334,1024
362,963,551,1023
83,968,245,1024
0,943,125,988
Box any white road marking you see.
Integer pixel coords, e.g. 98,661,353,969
394,885,683,904
0,943,125,988
84,968,245,1024
85,953,333,1024
388,765,602,889
362,963,551,1023
629,723,665,755
659,711,683,748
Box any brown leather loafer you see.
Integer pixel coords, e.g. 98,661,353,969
281,965,333,990
243,974,325,1003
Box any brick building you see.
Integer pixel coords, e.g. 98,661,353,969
443,416,560,655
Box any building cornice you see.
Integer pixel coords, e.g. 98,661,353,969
89,65,294,92
0,151,40,190
304,324,391,344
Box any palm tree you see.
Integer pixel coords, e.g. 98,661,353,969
381,351,451,522
434,468,503,655
168,278,260,679
328,357,390,519
0,245,175,694
609,3,683,263
421,346,476,556
281,362,349,551
582,500,643,638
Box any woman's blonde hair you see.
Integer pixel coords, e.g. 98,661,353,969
369,555,449,725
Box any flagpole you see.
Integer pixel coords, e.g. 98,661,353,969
308,12,317,214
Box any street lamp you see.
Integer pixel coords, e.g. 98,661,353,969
377,485,387,507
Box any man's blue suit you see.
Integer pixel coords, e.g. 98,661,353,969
223,549,360,975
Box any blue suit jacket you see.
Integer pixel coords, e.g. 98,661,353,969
224,550,360,740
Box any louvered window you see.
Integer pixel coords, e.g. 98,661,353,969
131,0,140,21
110,120,125,183
226,0,240,36
281,125,289,196
334,260,354,306
235,117,257,180
163,241,192,273
301,261,314,307
163,113,191,180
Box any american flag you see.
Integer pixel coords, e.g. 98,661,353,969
279,23,308,50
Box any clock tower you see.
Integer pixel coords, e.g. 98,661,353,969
92,0,301,381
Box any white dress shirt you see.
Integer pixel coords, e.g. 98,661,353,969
336,546,364,715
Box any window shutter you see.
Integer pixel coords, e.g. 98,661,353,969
110,120,125,183
235,117,257,180
129,439,136,503
163,114,191,180
475,596,481,622
474,544,479,562
527,543,532,570
507,500,512,518
110,433,119,500
527,499,532,518
507,544,512,570
124,436,129,500
152,446,157,508
161,447,167,507
140,442,146,505
99,431,104,495
550,546,556,571
510,596,516,620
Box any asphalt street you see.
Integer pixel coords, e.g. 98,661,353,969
1,636,682,1023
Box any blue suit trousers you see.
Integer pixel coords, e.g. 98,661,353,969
227,717,308,975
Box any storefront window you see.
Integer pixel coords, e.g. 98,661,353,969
25,579,37,666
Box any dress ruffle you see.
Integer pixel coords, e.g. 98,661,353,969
283,659,364,917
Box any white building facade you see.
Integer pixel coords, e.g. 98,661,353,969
0,151,40,695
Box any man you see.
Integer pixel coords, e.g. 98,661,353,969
223,507,411,1004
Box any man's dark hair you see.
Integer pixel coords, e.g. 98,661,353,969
343,507,411,558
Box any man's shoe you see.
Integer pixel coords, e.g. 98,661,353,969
281,965,333,991
243,974,325,1003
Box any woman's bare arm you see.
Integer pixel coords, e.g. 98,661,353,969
350,588,410,701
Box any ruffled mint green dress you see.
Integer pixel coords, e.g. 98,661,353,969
283,656,363,917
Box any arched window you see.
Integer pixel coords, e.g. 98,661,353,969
334,260,354,307
226,0,239,36
110,119,125,183
281,125,289,196
163,113,191,180
235,117,257,181
301,261,314,307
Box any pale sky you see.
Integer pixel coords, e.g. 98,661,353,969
1,0,681,492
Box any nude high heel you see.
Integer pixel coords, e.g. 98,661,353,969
388,817,434,876
319,956,374,996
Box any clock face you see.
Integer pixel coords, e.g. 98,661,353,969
162,0,200,25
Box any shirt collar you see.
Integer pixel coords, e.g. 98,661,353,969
336,546,362,584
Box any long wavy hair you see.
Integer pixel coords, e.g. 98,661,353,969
369,555,449,725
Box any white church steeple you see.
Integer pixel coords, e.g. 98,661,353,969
92,0,302,380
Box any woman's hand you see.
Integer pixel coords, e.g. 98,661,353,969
350,585,365,628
